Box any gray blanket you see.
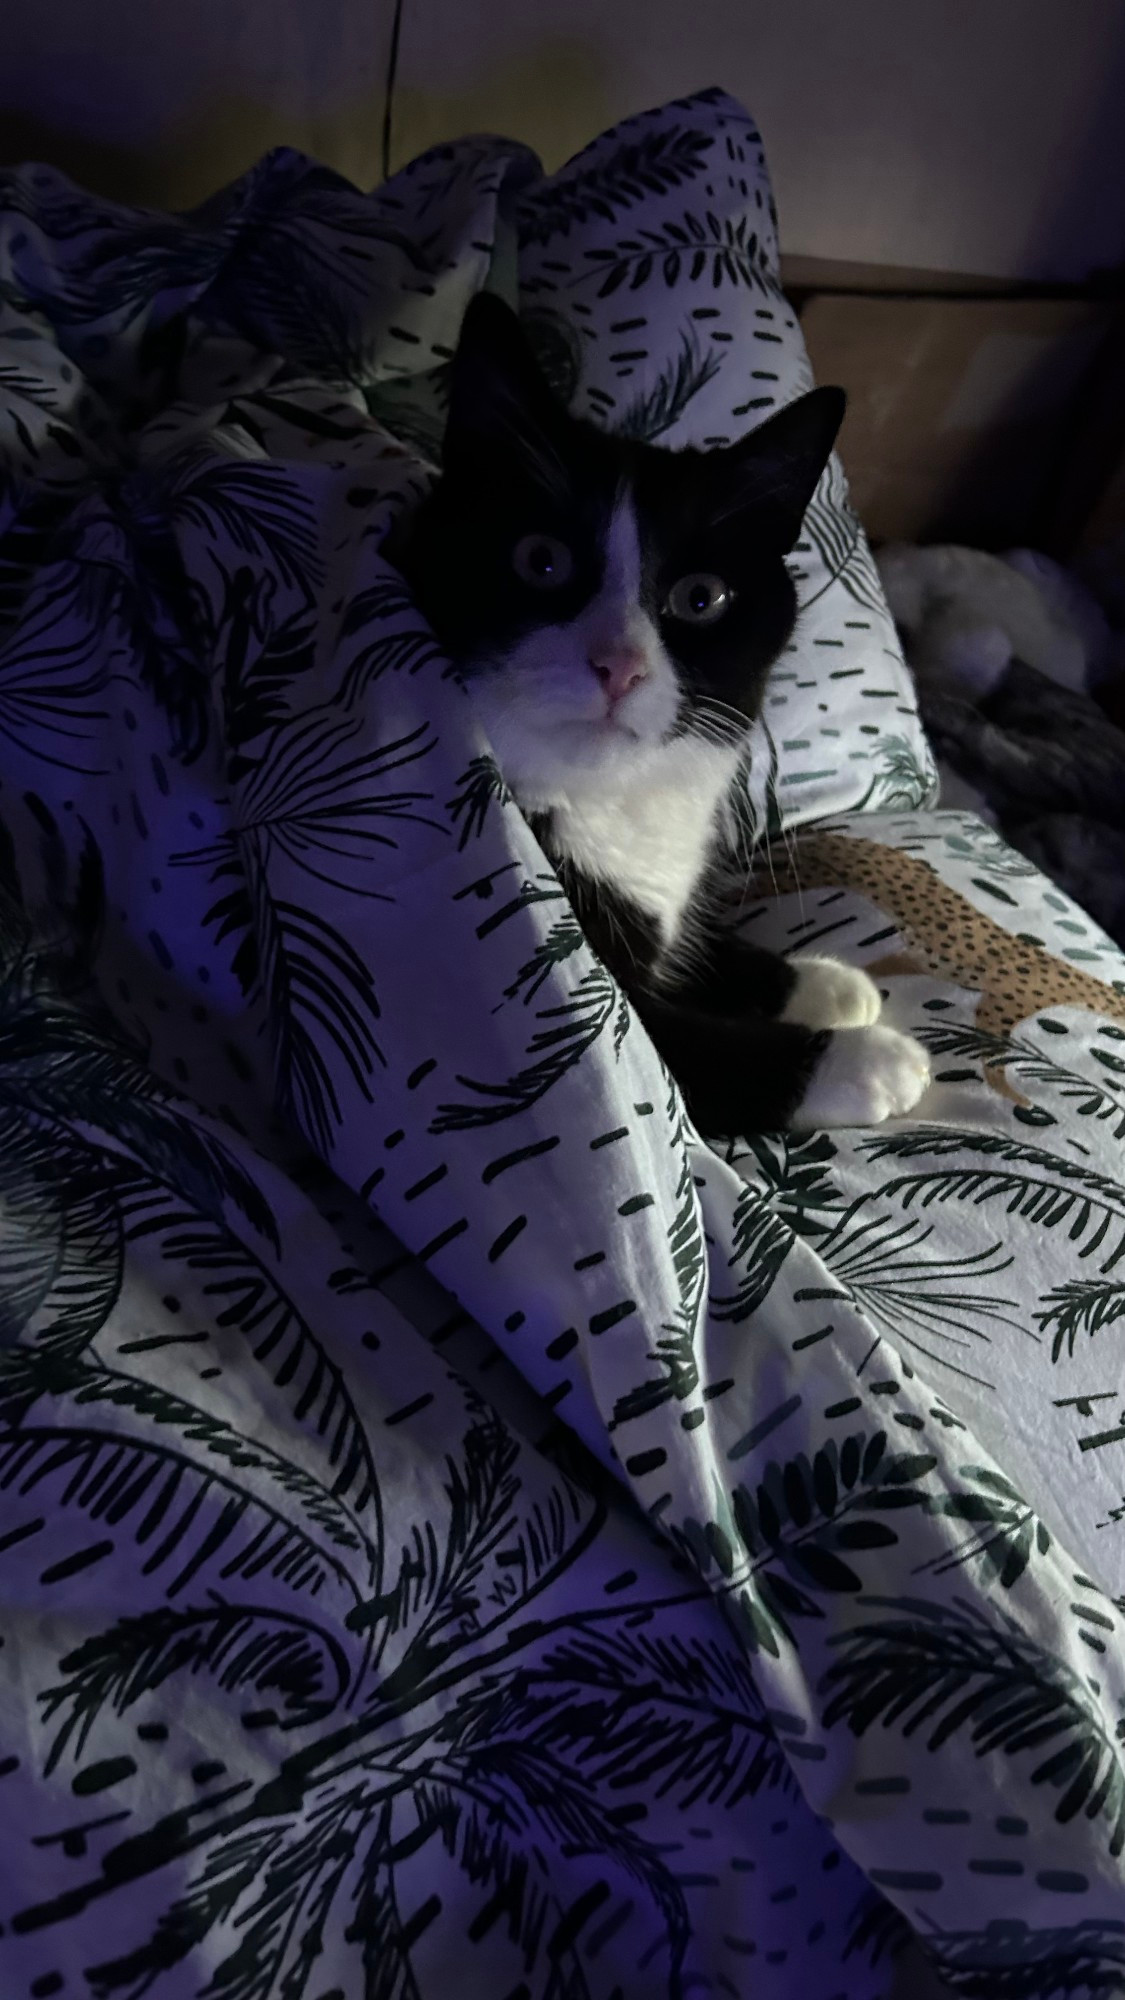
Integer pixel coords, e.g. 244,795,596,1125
917,656,1125,949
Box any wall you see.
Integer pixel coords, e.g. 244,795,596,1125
0,0,393,207
389,0,1125,282
3,0,1125,282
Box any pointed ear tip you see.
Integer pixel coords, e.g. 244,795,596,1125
460,290,519,338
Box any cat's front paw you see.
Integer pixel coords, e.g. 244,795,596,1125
782,956,882,1031
791,1024,931,1130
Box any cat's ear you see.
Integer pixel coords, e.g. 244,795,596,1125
707,386,846,550
443,292,570,500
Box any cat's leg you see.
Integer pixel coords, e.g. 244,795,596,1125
637,994,929,1135
673,931,883,1031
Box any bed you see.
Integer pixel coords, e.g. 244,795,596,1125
2,88,1125,1998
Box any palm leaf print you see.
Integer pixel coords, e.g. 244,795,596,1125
856,1128,1125,1267
810,1208,1024,1375
446,753,511,847
432,960,629,1132
1035,1278,1125,1360
0,560,111,771
339,573,450,701
613,1085,706,1425
798,455,889,615
0,1423,362,1610
925,1464,1052,1593
708,1182,795,1324
519,126,715,245
711,1131,845,1323
918,1019,1125,1140
615,334,723,441
853,731,934,812
821,1597,1125,1857
183,711,446,1146
677,1431,939,1652
0,806,274,1242
580,211,778,299
168,456,323,597
39,1601,355,1773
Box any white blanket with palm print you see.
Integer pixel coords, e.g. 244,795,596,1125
2,97,1125,2000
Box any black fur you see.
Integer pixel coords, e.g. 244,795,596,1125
398,294,846,1135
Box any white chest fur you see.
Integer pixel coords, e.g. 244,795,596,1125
548,736,741,943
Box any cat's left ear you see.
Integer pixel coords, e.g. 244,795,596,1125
443,292,570,500
709,386,846,550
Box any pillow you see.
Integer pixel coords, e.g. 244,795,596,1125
516,88,937,830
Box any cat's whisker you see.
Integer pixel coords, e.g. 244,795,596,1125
692,696,751,748
778,815,807,925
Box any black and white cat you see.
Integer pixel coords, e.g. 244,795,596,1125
399,293,930,1134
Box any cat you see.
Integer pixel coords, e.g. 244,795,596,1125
396,292,931,1135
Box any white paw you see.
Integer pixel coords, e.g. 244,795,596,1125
791,1025,931,1131
782,956,883,1031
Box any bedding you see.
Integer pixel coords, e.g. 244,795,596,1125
2,87,1125,2000
913,653,1125,953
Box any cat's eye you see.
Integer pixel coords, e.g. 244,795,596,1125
512,535,574,589
665,573,733,625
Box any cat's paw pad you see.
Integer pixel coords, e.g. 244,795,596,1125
792,1025,931,1130
782,956,882,1031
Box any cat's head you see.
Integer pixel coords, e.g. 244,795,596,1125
400,293,844,806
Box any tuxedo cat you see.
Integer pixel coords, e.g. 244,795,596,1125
398,293,930,1134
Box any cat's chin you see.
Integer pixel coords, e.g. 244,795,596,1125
486,713,671,810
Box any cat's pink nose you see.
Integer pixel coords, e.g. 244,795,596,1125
589,645,649,706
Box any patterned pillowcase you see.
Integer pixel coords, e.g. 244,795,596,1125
516,87,937,829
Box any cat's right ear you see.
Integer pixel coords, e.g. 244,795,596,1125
444,293,570,501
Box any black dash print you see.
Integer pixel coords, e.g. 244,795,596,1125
417,1219,469,1260
792,1325,833,1352
401,1894,443,1951
626,1447,667,1477
728,1393,802,1460
547,1328,578,1360
407,1058,437,1089
618,1193,655,1217
72,1757,136,1796
385,1392,435,1426
488,1215,527,1262
482,1133,560,1182
404,1164,448,1201
574,1251,605,1271
590,1127,629,1149
589,1299,636,1335
603,1570,637,1593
